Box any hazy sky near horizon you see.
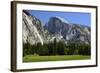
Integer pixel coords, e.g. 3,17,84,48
26,10,91,27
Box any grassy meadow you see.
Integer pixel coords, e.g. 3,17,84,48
23,55,90,62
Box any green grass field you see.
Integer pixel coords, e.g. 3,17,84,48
23,55,90,62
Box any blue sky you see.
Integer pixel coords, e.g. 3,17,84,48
26,10,91,27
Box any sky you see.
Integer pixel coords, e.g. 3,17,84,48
26,10,91,27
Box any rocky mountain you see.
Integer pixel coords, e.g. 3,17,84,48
23,10,53,45
23,10,44,45
23,10,91,45
44,16,91,44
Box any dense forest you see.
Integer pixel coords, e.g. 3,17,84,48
23,38,91,57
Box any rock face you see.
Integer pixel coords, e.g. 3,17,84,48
23,10,44,45
23,10,53,45
23,10,91,45
45,16,91,44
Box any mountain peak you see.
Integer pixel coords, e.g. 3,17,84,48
23,10,90,45
53,16,70,24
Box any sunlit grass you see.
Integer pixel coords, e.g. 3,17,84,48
23,55,90,62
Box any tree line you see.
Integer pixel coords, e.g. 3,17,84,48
23,39,91,56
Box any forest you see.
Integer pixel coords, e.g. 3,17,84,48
23,38,91,57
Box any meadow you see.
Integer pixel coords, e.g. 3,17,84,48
23,55,90,62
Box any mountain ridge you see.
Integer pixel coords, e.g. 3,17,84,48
23,10,91,45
